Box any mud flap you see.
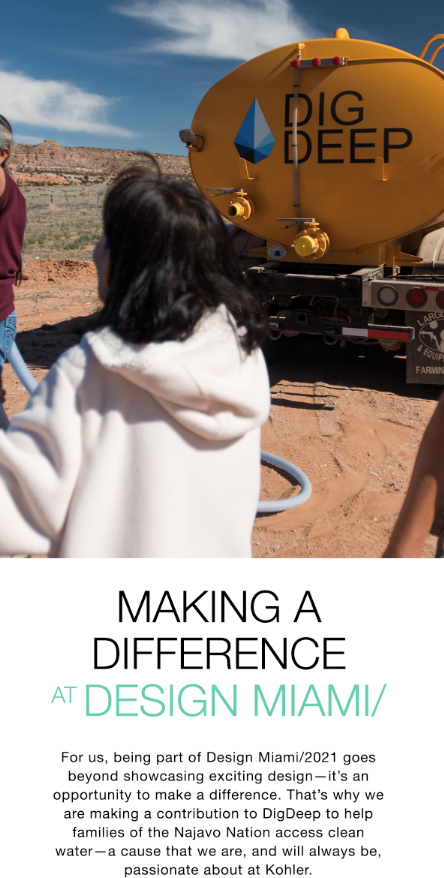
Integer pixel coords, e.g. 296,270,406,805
406,311,444,384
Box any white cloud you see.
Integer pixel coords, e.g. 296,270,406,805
12,135,43,145
0,68,134,137
116,0,319,60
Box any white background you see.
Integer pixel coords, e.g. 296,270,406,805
1,562,442,878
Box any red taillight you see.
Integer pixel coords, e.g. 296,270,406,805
312,57,321,66
332,56,342,65
437,291,444,309
290,59,301,68
407,288,427,308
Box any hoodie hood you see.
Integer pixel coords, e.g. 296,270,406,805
84,307,270,441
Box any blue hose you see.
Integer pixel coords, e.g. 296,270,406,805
7,341,38,395
0,402,8,430
258,450,312,514
1,344,313,517
0,341,38,428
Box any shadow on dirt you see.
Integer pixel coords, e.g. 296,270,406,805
264,335,442,402
271,397,334,411
16,313,99,370
14,318,444,405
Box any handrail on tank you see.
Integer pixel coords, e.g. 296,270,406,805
420,34,444,61
429,42,444,65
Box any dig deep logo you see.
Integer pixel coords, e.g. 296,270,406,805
284,91,412,165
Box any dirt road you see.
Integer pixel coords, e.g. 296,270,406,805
256,338,439,557
3,258,440,558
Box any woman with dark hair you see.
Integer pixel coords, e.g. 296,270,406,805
0,162,270,557
0,115,26,403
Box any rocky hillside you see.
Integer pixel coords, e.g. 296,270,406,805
8,140,191,185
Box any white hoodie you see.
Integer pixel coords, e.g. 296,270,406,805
0,308,270,557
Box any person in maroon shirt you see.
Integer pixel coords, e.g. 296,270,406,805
0,115,27,403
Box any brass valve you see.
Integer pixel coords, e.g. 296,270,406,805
227,196,254,221
293,222,330,261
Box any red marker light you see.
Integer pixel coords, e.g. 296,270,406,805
290,59,301,68
437,291,444,309
332,56,343,66
312,57,321,67
407,288,427,309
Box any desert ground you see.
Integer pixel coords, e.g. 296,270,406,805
2,177,441,558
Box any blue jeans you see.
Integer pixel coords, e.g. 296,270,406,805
0,311,17,367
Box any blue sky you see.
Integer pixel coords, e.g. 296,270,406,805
2,0,443,155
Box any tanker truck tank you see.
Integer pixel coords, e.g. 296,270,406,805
181,29,444,385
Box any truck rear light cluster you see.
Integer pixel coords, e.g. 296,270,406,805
407,288,427,308
372,283,444,311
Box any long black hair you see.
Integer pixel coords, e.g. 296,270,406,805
96,158,267,353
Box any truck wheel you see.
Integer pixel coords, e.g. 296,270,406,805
378,338,404,352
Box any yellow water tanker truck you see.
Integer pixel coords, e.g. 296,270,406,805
180,29,444,384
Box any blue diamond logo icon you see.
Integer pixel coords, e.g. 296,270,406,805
234,98,275,164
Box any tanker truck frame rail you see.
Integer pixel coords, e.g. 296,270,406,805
246,256,444,383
